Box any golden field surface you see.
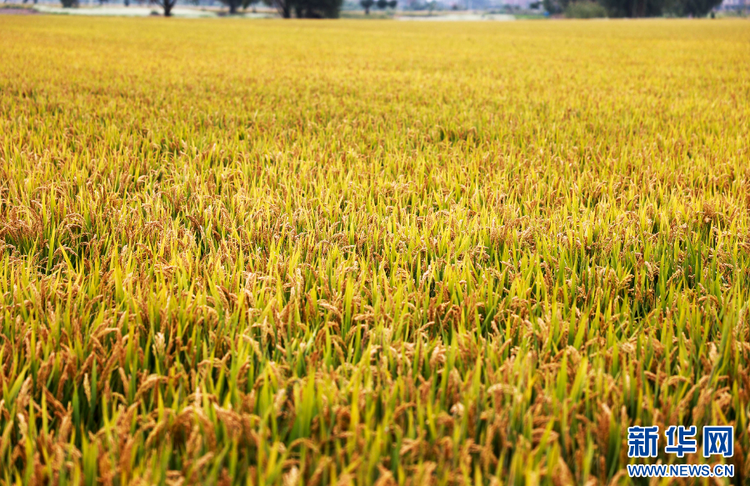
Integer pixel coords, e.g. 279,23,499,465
1,15,750,485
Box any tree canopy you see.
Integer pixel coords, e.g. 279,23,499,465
271,0,343,17
547,0,721,16
152,0,177,16
361,0,375,13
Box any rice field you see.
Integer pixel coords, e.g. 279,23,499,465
1,15,749,485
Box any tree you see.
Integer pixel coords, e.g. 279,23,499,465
361,0,374,13
295,0,342,17
220,0,243,13
543,0,568,13
220,0,259,14
269,0,343,17
375,0,395,8
597,0,663,16
152,0,177,16
60,0,78,7
572,0,718,17
674,0,721,15
269,0,292,17
243,0,260,12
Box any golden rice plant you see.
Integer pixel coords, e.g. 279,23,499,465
0,15,749,485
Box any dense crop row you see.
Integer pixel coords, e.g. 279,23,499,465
1,16,749,485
